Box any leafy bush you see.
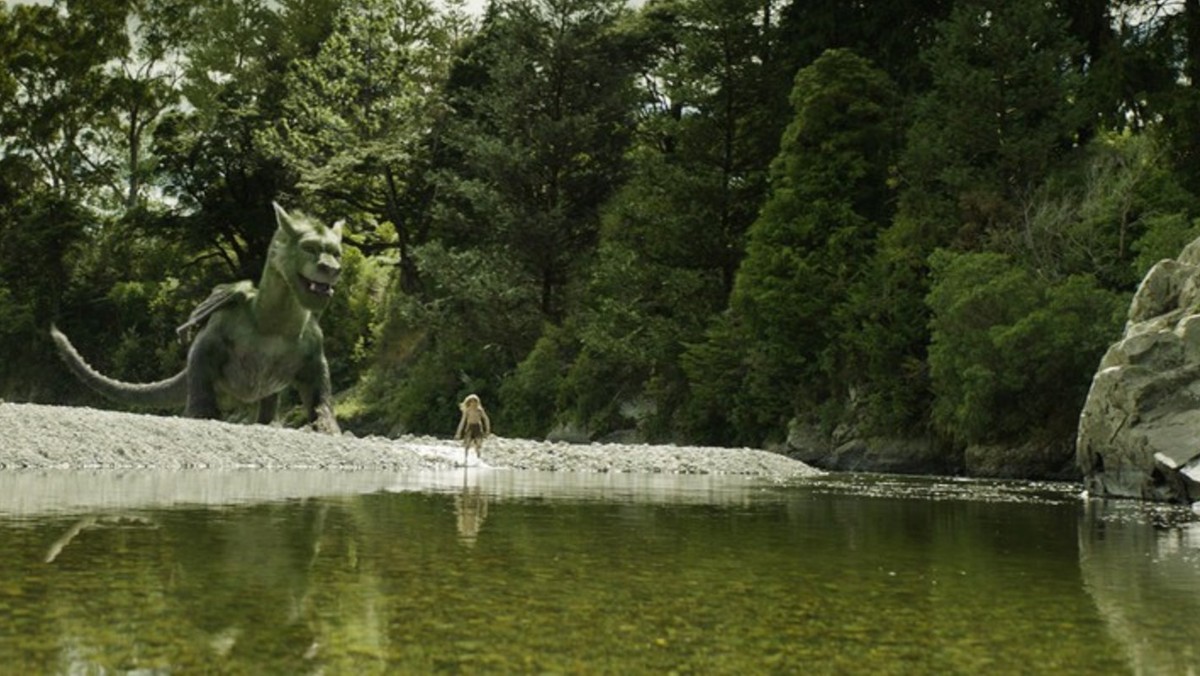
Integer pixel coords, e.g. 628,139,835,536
1131,213,1200,279
927,250,1126,445
499,322,577,440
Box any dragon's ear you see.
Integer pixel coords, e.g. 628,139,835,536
273,201,301,238
330,219,346,238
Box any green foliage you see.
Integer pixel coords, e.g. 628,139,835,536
899,0,1084,246
1133,214,1200,279
499,322,577,439
628,0,789,291
834,242,938,434
104,278,188,381
682,49,901,444
677,312,747,446
0,192,88,400
320,245,389,392
562,241,720,438
349,242,541,435
599,148,733,280
927,251,1126,444
0,1,131,203
984,132,1199,290
433,0,639,317
149,0,309,281
777,0,951,94
51,212,212,411
848,0,1091,433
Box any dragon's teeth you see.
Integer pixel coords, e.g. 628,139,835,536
307,281,333,296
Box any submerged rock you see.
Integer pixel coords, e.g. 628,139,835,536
1077,237,1200,502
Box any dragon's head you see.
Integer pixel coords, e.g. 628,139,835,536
270,202,344,313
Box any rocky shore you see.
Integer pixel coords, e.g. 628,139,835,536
0,402,820,480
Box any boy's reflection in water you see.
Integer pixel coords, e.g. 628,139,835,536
454,472,489,547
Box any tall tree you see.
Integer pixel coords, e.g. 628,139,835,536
844,0,1086,432
523,0,789,441
77,0,193,212
1135,0,1200,194
776,0,951,93
683,48,901,444
0,2,129,399
624,0,787,293
898,0,1083,249
0,0,132,205
1060,0,1120,140
151,0,295,281
264,0,462,291
433,0,639,319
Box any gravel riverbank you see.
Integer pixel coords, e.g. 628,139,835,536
0,402,820,480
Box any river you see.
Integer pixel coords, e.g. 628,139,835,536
0,469,1195,674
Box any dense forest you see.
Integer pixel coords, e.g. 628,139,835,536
2,0,1198,475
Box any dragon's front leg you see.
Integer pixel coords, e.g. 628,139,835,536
308,398,339,435
300,387,339,434
296,354,340,434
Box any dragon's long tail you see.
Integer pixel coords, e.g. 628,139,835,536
49,325,189,409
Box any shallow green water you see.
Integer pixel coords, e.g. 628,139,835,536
0,470,1196,674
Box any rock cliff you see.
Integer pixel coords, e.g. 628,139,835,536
1077,238,1200,502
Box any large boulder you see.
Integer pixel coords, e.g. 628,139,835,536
1077,238,1200,502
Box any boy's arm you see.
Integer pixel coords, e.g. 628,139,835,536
455,412,466,439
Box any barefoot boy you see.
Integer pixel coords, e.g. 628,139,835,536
455,394,491,464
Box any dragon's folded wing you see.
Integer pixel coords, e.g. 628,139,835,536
176,280,255,341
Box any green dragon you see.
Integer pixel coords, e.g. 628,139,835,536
50,202,344,434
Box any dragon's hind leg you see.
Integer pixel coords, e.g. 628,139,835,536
183,333,222,419
256,393,278,425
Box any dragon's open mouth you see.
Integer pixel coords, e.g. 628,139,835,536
301,275,335,298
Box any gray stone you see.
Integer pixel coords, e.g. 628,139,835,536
966,440,1078,480
825,436,953,474
785,416,958,475
1077,240,1200,502
544,422,592,444
782,417,833,467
